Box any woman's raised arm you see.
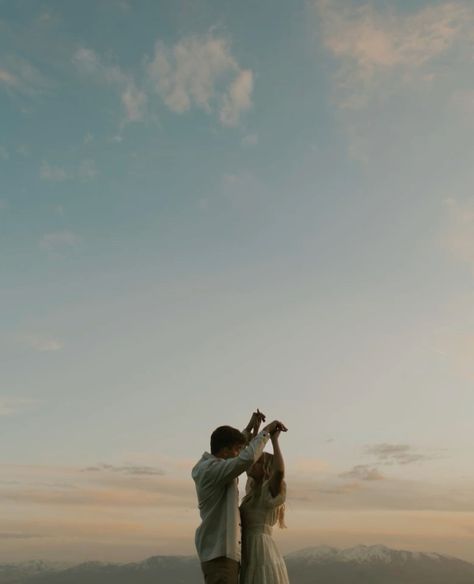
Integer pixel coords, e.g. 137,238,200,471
269,430,285,497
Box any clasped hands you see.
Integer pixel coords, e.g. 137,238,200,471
248,408,288,437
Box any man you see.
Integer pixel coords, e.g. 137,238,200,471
192,411,287,584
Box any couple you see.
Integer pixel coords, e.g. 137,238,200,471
192,409,289,584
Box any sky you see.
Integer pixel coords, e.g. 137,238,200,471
1,0,474,565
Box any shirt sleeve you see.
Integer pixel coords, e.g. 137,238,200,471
205,431,270,485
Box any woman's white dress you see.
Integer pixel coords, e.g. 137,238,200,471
239,481,289,584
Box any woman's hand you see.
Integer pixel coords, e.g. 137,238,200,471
263,420,288,436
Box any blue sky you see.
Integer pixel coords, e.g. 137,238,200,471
1,0,474,564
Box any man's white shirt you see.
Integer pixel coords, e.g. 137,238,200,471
192,430,270,563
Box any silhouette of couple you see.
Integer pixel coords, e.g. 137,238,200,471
192,410,289,584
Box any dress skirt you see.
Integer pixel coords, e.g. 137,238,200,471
240,527,289,584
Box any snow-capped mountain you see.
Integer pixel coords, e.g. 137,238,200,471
0,560,71,584
285,544,474,583
286,543,446,564
2,545,474,584
0,556,202,584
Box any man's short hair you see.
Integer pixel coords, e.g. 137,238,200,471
210,426,246,455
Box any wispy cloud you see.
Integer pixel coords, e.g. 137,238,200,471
83,463,165,476
0,55,51,97
219,69,253,127
73,47,146,123
365,443,432,465
0,145,9,160
0,397,37,416
20,333,63,352
0,475,194,510
0,532,44,540
40,161,69,182
4,463,474,515
340,464,385,481
73,47,125,84
0,68,18,88
147,35,233,112
74,34,253,128
121,84,147,122
40,160,98,182
146,34,253,126
289,474,474,512
39,230,80,253
316,0,473,108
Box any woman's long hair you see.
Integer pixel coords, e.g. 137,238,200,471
242,453,286,528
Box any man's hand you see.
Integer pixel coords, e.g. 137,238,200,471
248,409,265,430
263,420,288,436
253,409,266,423
254,408,266,425
244,409,266,440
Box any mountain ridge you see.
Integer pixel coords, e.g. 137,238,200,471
2,545,474,584
285,543,451,563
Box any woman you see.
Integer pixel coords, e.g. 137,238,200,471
239,419,289,584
